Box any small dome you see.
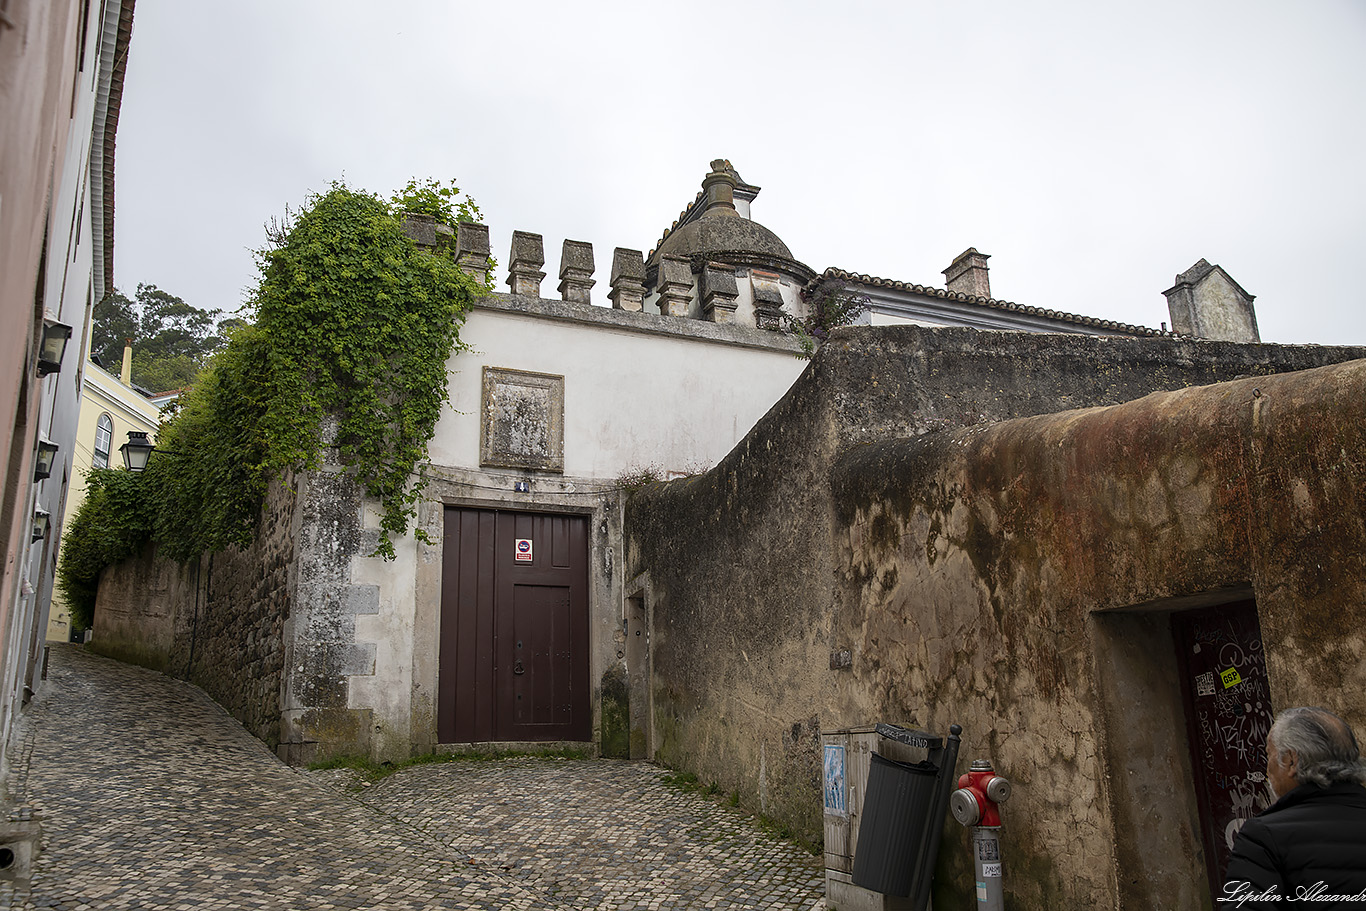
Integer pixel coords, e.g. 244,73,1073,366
654,211,794,262
647,161,814,287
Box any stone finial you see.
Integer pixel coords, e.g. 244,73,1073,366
701,160,740,217
701,262,739,324
608,248,647,312
507,231,546,297
750,270,786,331
402,213,454,251
456,223,491,283
402,213,436,248
1163,259,1260,342
943,248,991,299
656,256,693,317
558,240,596,304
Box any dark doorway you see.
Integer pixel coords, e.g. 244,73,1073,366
1171,600,1275,900
439,508,590,743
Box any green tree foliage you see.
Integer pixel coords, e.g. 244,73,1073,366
249,180,486,552
90,284,230,392
130,352,200,393
59,179,488,625
89,290,138,366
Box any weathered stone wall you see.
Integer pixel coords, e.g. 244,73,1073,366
278,467,376,765
90,462,405,766
623,325,1366,909
92,476,299,749
830,360,1366,908
91,548,195,675
186,477,298,751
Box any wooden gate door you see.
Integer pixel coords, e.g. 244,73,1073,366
439,508,590,743
1171,600,1276,898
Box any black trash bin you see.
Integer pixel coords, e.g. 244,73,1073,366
847,722,961,909
851,752,940,896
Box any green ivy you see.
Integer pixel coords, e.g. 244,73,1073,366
59,179,488,624
390,177,483,225
58,468,154,629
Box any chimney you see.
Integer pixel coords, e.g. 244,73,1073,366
1163,259,1259,342
121,342,133,385
943,248,991,299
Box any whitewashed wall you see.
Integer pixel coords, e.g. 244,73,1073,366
343,293,810,759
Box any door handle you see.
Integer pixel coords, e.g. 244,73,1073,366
513,660,525,675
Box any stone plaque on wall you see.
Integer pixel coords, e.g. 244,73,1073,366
480,367,565,472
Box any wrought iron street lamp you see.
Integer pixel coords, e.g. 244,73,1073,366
119,431,155,472
36,320,73,376
31,509,50,543
33,440,59,481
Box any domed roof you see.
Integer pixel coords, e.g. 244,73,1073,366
651,161,796,266
654,209,794,262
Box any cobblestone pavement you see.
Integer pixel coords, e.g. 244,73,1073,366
2,646,826,910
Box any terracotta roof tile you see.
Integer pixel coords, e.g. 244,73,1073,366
818,267,1175,338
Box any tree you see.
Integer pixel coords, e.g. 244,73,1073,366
90,283,231,392
130,352,201,394
89,288,138,367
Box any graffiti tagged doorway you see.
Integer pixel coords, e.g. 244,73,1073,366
1171,600,1275,897
439,507,590,743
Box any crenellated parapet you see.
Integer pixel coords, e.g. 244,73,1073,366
406,160,819,333
455,223,490,284
608,248,646,312
507,231,546,297
558,240,596,305
485,210,810,332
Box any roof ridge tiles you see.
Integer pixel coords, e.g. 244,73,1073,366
819,266,1170,337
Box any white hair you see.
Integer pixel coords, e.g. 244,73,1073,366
1269,706,1366,789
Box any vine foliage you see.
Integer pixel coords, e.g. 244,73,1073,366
59,179,488,628
786,278,869,358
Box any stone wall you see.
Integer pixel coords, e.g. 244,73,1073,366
92,476,299,750
90,462,407,766
829,360,1366,908
623,325,1366,909
91,548,195,675
276,466,379,765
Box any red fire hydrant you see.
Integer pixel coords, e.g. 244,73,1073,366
951,759,1012,911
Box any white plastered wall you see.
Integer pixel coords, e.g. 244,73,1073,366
345,299,809,758
431,308,808,479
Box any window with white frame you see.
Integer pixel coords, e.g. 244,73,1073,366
93,413,113,468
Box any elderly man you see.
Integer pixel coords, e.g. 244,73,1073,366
1224,706,1366,899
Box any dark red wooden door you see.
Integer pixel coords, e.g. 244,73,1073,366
1171,600,1276,899
439,508,589,743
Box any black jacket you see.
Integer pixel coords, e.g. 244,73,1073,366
1224,781,1366,901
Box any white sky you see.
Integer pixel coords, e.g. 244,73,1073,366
115,0,1366,345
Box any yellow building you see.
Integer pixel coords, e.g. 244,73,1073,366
46,357,164,642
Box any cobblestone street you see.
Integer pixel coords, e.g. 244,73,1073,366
2,646,825,910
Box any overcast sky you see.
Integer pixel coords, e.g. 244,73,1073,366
115,1,1366,345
